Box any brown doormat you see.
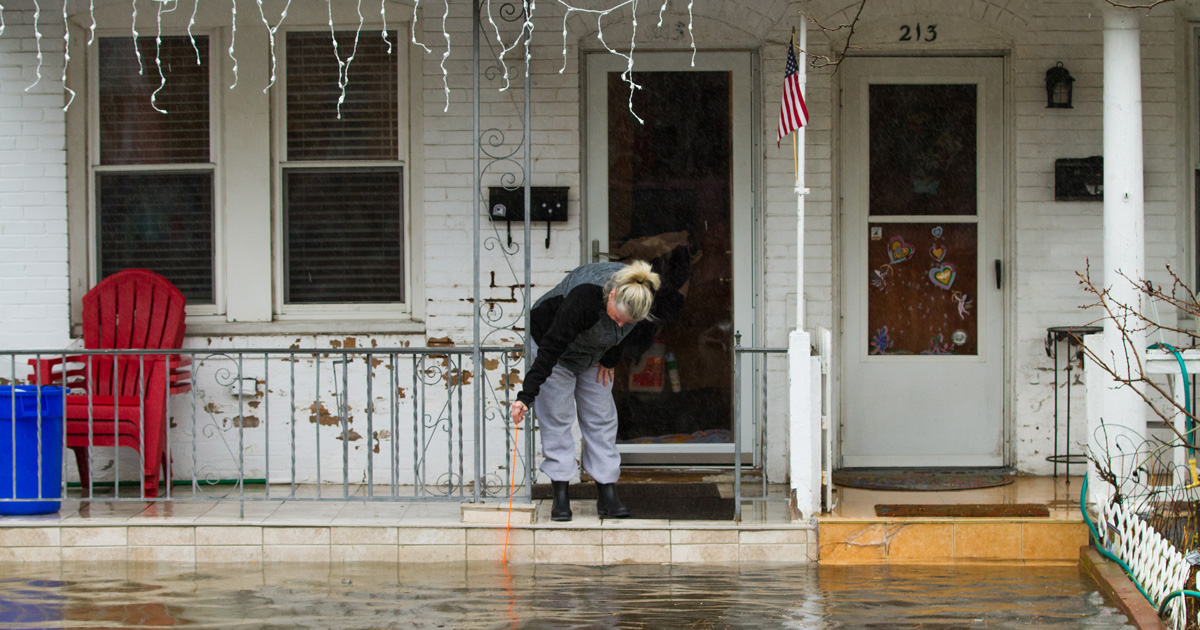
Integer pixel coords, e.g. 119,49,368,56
834,468,1015,491
875,504,1050,517
531,482,734,520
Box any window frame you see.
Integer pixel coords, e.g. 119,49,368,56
272,26,412,320
66,8,424,335
86,28,223,317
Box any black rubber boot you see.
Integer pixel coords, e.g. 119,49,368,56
595,482,630,518
550,480,572,522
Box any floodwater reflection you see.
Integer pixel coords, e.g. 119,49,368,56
0,562,1132,629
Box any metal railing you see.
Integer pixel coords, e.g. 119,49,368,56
732,337,790,521
4,343,795,522
1,347,531,510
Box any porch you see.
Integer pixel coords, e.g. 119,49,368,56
0,475,1089,566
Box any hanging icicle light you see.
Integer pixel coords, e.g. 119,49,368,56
227,0,238,88
379,0,390,53
257,0,292,92
61,0,73,109
439,0,450,112
7,0,698,116
187,0,199,63
25,0,41,91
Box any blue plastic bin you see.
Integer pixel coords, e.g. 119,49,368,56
0,386,65,515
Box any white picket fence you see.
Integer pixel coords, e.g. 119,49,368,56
1095,495,1196,628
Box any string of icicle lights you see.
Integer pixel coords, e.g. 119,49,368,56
10,0,695,122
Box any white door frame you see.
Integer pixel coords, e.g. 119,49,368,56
583,50,756,463
837,56,1009,468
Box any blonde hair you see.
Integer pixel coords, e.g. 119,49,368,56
604,260,661,322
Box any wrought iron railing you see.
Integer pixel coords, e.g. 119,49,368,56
1,347,531,509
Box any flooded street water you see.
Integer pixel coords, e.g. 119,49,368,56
0,562,1132,629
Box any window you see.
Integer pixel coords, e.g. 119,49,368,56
282,31,404,305
72,14,415,331
94,36,214,304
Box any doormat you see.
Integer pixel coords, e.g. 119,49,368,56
875,503,1049,518
833,468,1015,492
531,482,734,521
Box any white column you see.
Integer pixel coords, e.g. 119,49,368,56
788,22,819,520
1090,7,1147,504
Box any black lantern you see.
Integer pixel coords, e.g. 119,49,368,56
1045,61,1074,109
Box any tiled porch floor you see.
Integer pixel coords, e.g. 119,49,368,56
0,481,811,565
0,476,1091,565
820,475,1089,565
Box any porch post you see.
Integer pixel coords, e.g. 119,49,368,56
788,22,819,520
1089,7,1147,504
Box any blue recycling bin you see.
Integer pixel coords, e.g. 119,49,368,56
0,386,65,515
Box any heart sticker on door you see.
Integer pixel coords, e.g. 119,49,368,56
929,264,956,289
929,244,946,262
887,237,914,264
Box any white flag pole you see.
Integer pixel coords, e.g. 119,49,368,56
795,24,809,332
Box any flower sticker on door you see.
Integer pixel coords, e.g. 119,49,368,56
870,326,895,355
928,263,956,290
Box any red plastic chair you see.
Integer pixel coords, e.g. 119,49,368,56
29,269,190,497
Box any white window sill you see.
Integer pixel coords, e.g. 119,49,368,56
183,319,425,337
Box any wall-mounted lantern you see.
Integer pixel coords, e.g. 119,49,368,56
1045,61,1074,109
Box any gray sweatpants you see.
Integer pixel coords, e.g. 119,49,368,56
532,342,621,484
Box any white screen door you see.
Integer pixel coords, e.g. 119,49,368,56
585,51,753,464
840,57,1005,467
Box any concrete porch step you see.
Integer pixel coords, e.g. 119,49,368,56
817,517,1088,564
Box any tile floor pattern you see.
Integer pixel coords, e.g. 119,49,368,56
0,482,813,565
820,475,1090,565
0,476,1090,565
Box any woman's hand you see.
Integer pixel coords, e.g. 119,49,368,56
511,400,529,424
596,366,614,387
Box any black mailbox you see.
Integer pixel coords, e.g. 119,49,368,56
1054,157,1103,202
488,187,569,222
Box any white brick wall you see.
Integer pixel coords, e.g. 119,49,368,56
0,7,69,356
0,0,1192,481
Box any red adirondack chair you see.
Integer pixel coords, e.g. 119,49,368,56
29,269,190,498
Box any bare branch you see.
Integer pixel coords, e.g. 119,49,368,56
1101,0,1174,15
1075,263,1195,445
799,0,866,72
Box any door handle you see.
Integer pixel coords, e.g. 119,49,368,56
591,239,617,263
994,259,1002,290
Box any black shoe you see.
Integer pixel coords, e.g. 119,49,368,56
595,482,630,518
550,480,572,522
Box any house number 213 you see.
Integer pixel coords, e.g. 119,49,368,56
899,23,937,42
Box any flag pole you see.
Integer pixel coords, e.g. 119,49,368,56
795,22,808,332
792,29,798,182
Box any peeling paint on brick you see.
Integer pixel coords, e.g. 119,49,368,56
336,429,363,442
229,415,260,428
204,402,222,414
309,402,341,426
428,337,455,347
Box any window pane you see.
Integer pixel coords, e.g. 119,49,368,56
99,36,210,165
97,171,214,303
866,222,977,356
284,168,403,303
286,31,398,161
869,84,976,216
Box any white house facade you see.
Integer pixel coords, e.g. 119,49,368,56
0,0,1192,511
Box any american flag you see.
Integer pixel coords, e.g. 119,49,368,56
776,41,809,147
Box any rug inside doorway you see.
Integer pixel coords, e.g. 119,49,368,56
531,482,734,521
875,503,1049,517
833,468,1015,491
